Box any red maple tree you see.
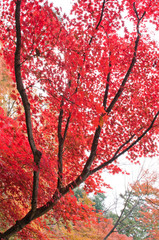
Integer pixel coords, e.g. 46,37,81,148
0,0,159,238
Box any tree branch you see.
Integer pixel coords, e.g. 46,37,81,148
57,100,64,189
88,0,106,45
59,125,102,193
57,101,71,189
82,125,102,174
102,30,111,110
76,0,107,92
106,4,146,114
104,191,132,239
15,0,36,154
14,0,42,219
59,1,108,182
89,111,159,175
104,191,141,239
63,112,71,142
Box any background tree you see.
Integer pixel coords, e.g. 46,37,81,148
0,0,159,239
106,190,147,239
50,190,133,240
105,170,159,239
91,192,106,212
131,171,159,239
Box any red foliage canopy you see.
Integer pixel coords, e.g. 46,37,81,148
0,0,158,238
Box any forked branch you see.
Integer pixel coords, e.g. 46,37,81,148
57,99,71,189
89,0,107,45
